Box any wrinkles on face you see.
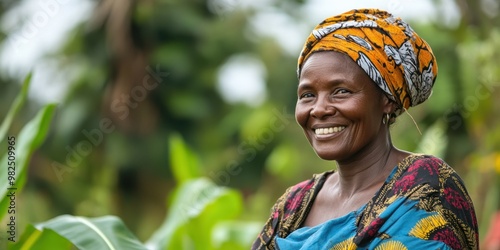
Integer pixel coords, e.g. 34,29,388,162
295,51,389,163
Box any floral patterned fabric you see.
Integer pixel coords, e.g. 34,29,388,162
297,9,438,116
252,155,479,249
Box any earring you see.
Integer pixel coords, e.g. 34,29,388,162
382,113,390,125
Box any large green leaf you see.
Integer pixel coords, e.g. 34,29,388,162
146,178,242,250
26,215,146,250
9,224,74,250
169,133,200,183
0,72,32,143
0,104,56,220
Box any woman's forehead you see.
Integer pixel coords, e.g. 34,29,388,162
299,52,369,84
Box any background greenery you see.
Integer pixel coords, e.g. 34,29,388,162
0,0,499,249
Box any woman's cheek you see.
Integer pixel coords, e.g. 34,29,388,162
295,104,309,128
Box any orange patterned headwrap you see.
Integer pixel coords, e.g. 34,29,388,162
298,9,438,115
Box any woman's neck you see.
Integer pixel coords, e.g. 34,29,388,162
333,133,400,198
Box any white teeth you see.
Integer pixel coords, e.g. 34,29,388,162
314,126,346,135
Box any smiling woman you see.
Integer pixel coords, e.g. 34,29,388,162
252,8,479,250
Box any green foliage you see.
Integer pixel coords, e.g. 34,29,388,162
169,133,201,183
12,135,255,249
0,104,56,220
146,178,243,250
0,73,56,221
453,29,500,238
148,134,257,250
12,216,145,250
10,225,74,250
0,72,31,143
3,84,254,248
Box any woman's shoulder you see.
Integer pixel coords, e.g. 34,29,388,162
398,154,459,180
287,170,332,193
278,170,332,207
270,171,332,224
389,154,467,197
401,154,449,168
392,153,476,217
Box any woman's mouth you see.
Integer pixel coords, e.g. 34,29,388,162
314,126,346,135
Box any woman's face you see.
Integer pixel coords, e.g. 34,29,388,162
295,51,389,162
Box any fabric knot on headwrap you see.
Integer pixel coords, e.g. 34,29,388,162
297,9,438,115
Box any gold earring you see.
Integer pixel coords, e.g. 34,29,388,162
382,113,390,125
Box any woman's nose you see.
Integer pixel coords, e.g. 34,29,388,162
310,97,335,119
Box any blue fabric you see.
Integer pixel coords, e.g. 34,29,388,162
276,198,452,250
275,207,360,249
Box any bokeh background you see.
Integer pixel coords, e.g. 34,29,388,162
1,0,499,248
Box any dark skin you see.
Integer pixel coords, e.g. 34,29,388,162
295,51,410,227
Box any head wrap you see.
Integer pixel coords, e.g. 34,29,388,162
298,9,438,115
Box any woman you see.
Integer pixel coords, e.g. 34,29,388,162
252,9,479,250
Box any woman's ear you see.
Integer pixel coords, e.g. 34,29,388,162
381,95,396,114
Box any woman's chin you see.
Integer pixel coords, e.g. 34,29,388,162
314,151,340,161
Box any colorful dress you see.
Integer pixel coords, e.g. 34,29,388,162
252,154,479,249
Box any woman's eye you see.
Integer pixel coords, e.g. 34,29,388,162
299,93,314,99
335,89,351,94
